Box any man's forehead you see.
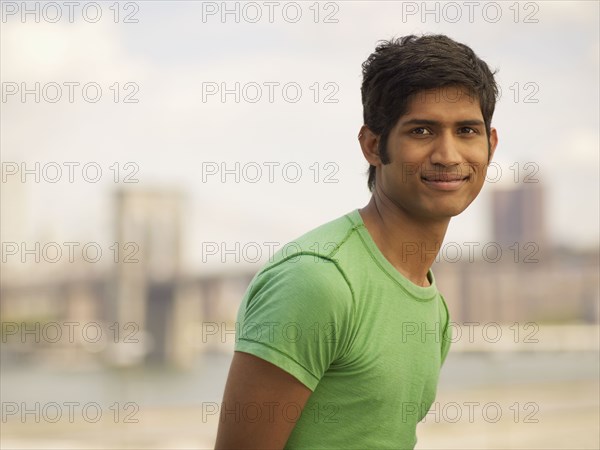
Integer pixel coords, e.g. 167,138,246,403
399,86,483,121
410,85,479,105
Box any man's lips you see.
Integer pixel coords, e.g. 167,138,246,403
422,175,469,183
421,174,471,191
421,174,470,182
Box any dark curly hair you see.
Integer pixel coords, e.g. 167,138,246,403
361,34,499,191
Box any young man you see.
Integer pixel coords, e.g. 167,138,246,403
215,34,499,449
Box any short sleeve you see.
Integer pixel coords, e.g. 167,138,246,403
234,255,353,391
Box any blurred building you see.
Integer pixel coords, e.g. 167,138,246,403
1,168,30,280
432,247,599,324
434,182,598,324
111,188,200,367
0,169,29,244
0,186,255,369
491,183,547,250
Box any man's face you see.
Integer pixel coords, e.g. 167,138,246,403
376,85,498,221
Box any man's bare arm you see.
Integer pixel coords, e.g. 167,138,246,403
214,351,313,449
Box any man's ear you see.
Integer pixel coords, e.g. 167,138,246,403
359,125,382,167
488,127,499,163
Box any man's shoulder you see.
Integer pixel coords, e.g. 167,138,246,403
247,210,361,294
240,217,358,326
268,210,360,264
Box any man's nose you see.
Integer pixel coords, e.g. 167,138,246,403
429,131,464,170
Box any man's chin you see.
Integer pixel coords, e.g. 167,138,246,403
420,204,471,221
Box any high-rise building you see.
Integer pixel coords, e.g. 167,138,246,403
110,187,199,367
491,183,547,251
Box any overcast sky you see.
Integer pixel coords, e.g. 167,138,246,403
2,1,598,272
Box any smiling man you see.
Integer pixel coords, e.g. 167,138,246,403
215,34,498,449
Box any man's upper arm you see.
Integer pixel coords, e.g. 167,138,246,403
214,351,312,449
214,255,354,447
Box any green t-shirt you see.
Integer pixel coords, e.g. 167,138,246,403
234,209,451,449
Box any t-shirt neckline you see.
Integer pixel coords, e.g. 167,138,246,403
346,208,439,302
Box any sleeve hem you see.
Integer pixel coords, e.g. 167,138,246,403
235,339,320,391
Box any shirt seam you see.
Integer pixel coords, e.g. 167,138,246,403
237,339,320,386
258,250,358,364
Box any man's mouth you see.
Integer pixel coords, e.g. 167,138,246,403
421,175,469,182
420,174,470,190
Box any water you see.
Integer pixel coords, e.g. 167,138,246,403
1,351,598,407
439,350,600,388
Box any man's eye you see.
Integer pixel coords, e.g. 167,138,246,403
459,127,478,134
411,127,431,135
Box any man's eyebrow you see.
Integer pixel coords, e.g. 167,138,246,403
401,119,485,127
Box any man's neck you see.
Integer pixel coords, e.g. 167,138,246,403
358,195,450,288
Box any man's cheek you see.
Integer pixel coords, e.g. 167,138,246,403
467,162,486,183
401,163,420,183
